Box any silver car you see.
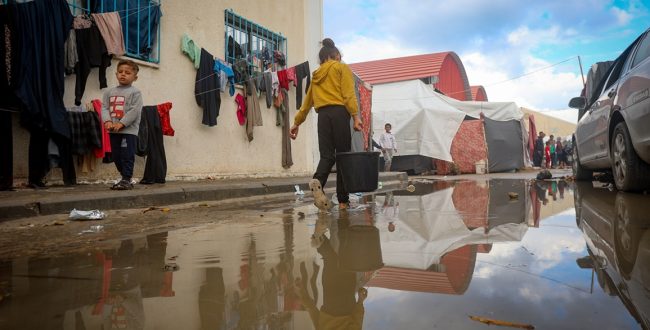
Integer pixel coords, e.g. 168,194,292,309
570,28,650,192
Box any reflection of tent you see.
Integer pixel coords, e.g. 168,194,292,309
371,80,466,163
371,183,530,294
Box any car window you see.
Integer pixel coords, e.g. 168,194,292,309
631,32,650,68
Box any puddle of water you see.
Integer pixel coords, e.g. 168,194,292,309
0,179,648,329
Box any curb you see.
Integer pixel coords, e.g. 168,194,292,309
0,172,408,221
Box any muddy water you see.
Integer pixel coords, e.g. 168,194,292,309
0,179,648,329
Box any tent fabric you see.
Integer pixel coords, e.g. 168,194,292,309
483,117,525,172
372,80,466,162
435,119,488,174
442,97,522,121
528,114,537,162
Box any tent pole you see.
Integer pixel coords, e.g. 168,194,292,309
577,56,586,89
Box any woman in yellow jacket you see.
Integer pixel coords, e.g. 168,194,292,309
290,38,363,211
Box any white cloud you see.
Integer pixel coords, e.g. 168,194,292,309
339,35,423,64
611,7,633,25
462,51,584,110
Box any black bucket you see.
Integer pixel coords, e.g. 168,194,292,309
338,225,384,272
336,151,380,193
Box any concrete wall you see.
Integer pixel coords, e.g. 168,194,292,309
10,0,323,183
521,107,576,139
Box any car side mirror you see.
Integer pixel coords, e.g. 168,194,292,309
568,97,586,109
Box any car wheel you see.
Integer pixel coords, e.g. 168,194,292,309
611,122,650,192
572,143,593,181
614,193,641,279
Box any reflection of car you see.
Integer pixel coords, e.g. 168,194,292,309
569,28,650,192
574,182,650,329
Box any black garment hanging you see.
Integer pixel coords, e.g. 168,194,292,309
0,4,22,113
195,48,220,127
28,130,76,186
0,112,13,190
139,106,167,184
12,0,73,138
295,61,311,109
74,22,111,106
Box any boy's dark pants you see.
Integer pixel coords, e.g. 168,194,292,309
314,105,351,204
109,133,137,181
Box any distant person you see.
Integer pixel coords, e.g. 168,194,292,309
290,38,363,211
533,131,545,167
556,137,566,169
379,123,397,172
549,134,556,168
102,60,143,190
545,140,551,169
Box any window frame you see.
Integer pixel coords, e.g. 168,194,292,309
224,9,287,78
68,0,162,64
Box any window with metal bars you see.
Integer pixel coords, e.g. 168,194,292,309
67,0,162,64
224,9,287,79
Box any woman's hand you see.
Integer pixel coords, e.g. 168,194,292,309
290,124,300,140
353,115,363,131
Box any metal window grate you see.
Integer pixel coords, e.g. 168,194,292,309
65,0,162,63
224,9,287,77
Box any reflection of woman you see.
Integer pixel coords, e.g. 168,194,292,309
298,216,367,329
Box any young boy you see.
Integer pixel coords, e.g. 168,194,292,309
378,123,397,172
102,60,143,190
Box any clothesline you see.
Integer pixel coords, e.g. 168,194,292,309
194,62,306,95
67,2,161,15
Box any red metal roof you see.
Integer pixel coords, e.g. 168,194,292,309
471,85,488,101
349,52,472,100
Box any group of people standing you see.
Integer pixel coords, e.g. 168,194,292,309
533,131,569,169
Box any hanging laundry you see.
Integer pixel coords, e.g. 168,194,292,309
279,88,293,169
75,22,112,106
233,58,249,85
68,110,102,156
273,88,285,126
277,69,289,90
91,99,111,158
91,12,126,56
245,79,263,142
214,59,235,96
235,93,246,126
0,112,13,191
93,0,161,59
139,105,167,184
195,48,220,127
357,80,373,149
64,30,78,75
157,102,174,136
294,61,311,109
274,50,286,67
286,66,296,86
227,36,244,60
11,0,73,138
260,72,273,109
271,71,280,97
181,33,201,69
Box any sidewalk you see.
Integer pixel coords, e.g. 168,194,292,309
0,172,408,221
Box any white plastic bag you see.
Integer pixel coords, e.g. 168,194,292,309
69,209,106,220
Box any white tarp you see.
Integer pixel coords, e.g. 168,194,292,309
375,188,528,270
442,97,523,121
372,80,466,162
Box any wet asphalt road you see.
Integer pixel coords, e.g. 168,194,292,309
0,178,649,329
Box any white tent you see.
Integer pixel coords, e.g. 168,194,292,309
443,98,523,121
372,80,466,162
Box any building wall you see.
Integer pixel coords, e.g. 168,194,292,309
10,0,323,182
521,107,576,139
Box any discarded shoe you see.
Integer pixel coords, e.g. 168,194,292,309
309,179,331,211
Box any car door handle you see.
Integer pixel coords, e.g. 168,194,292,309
608,90,617,98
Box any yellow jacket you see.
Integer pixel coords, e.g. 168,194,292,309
294,60,359,126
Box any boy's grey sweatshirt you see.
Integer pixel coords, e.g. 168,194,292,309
101,85,143,136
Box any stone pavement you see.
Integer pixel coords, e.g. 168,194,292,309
0,172,408,221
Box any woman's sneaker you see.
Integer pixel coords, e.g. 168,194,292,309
309,179,331,211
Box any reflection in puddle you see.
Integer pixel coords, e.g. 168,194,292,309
0,179,648,329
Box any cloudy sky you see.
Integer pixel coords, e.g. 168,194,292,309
323,0,649,123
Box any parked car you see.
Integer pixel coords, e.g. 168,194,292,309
569,28,650,192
